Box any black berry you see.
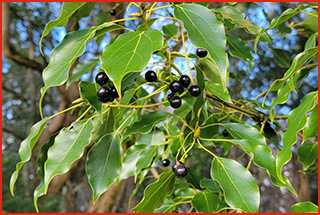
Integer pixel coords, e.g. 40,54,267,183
178,87,184,94
162,159,170,167
167,93,174,101
97,86,110,99
189,85,201,97
110,9,116,16
173,161,188,178
222,129,229,137
95,72,109,86
99,96,111,103
196,48,207,58
169,81,182,93
145,70,157,82
110,86,119,98
153,50,159,54
179,75,190,88
170,96,182,109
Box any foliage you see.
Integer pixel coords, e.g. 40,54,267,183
8,2,318,213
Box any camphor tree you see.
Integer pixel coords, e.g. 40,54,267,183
9,2,318,213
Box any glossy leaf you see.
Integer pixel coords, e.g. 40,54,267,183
205,81,232,103
133,171,176,213
297,142,318,170
91,108,116,143
34,132,58,212
123,110,171,139
291,202,318,213
39,2,86,54
198,58,222,85
305,32,318,50
264,47,318,109
100,30,163,98
40,27,98,117
67,58,99,88
211,157,260,213
74,3,96,24
10,117,49,196
86,134,122,203
303,10,318,33
119,144,157,180
79,81,101,118
224,123,296,194
136,129,165,145
303,105,318,142
254,5,310,52
269,67,314,122
174,4,228,89
192,191,220,213
276,91,318,181
200,178,220,192
43,120,93,195
269,48,290,68
162,24,179,37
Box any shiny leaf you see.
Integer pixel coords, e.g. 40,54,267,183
205,81,232,103
79,81,101,118
162,24,179,37
297,142,318,170
305,32,318,50
136,129,165,145
303,105,318,142
192,191,221,212
269,48,290,68
200,178,220,192
91,108,116,143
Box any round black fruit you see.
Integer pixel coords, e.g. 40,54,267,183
153,50,159,54
189,85,201,97
110,9,116,16
162,159,170,167
95,72,109,86
196,48,208,58
110,86,119,98
145,70,157,82
97,86,110,98
99,96,111,103
179,75,190,88
178,87,184,94
222,129,229,137
169,81,182,93
173,162,188,178
170,96,182,109
167,93,174,101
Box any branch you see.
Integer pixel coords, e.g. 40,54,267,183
2,2,46,72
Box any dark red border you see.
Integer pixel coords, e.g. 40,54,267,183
1,1,319,215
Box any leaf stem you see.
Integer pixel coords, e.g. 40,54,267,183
176,131,194,160
48,102,83,120
297,9,318,17
196,138,216,158
107,101,168,109
74,106,92,122
180,22,194,83
170,63,184,76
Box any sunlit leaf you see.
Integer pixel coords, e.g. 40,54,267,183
291,202,318,213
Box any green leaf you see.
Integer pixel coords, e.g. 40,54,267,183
269,48,291,68
174,4,228,89
66,58,99,88
305,32,318,50
91,108,116,143
223,123,296,194
269,67,314,122
115,88,136,123
10,118,50,196
133,171,176,213
191,65,206,126
94,24,126,39
185,168,204,189
33,132,58,212
137,18,158,31
205,81,232,103
226,34,254,68
136,129,165,145
298,142,318,170
303,10,318,33
211,157,260,213
199,178,220,192
123,110,171,139
192,191,221,213
198,58,222,86
43,120,93,195
119,144,157,181
79,81,101,118
100,30,163,98
303,105,318,142
254,5,310,52
263,47,318,108
39,2,86,54
212,6,261,35
40,27,98,117
276,91,318,181
96,11,110,26
291,202,318,213
86,134,122,203
154,201,177,213
74,2,96,24
162,24,179,37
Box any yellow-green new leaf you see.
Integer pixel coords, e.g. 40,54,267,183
10,117,49,196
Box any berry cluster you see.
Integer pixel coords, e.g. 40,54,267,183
162,159,188,178
95,72,119,103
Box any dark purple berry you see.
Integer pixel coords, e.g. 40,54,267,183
145,70,157,82
169,81,182,93
178,87,184,94
189,85,201,97
97,86,110,99
167,93,174,101
162,159,170,167
110,86,119,98
170,96,181,109
196,48,207,58
110,9,116,16
222,129,229,137
95,72,109,86
173,161,187,178
179,75,190,88
98,96,111,103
